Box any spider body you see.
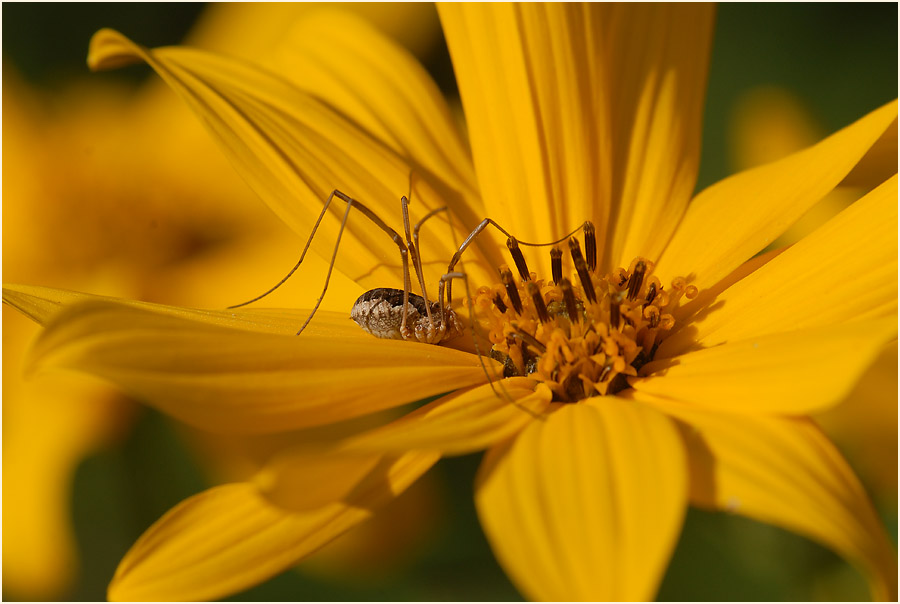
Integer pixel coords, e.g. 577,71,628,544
350,287,463,344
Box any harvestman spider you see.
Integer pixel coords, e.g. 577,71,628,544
229,189,589,393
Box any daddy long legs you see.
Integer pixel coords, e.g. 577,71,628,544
228,188,594,401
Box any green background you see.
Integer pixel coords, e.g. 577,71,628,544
3,2,897,601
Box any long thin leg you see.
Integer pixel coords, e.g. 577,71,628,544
227,189,413,336
227,189,343,309
411,204,449,325
401,195,433,328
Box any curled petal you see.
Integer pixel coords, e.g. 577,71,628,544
88,28,493,292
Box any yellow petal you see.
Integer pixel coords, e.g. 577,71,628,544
656,404,898,601
109,451,438,601
338,379,552,456
475,398,686,601
660,174,898,357
29,299,490,434
632,317,897,414
604,3,715,267
655,100,898,290
2,283,362,337
273,9,478,201
87,29,492,293
438,4,613,257
255,379,552,510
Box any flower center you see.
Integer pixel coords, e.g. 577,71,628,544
472,225,697,402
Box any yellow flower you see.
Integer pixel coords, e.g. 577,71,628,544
4,4,897,601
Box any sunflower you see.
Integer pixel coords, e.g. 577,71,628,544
4,4,897,601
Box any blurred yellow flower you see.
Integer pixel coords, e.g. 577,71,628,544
4,4,897,601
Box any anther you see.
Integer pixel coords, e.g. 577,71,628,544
560,278,580,323
609,292,622,329
644,281,658,306
583,221,597,272
626,260,646,301
512,326,547,354
526,281,551,323
507,237,531,282
500,269,524,314
569,238,597,304
550,247,563,285
492,293,508,314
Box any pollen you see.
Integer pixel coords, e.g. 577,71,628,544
474,229,698,402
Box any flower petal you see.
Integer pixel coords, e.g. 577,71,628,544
604,3,715,267
108,451,438,601
88,29,494,292
273,9,479,202
254,379,553,510
2,283,361,336
475,397,686,601
632,317,897,415
334,379,552,457
660,174,898,357
655,100,898,290
438,3,613,257
28,298,490,434
655,404,898,601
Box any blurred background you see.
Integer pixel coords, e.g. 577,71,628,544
3,3,897,601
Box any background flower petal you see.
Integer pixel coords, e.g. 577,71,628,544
475,398,686,601
88,28,496,295
439,3,613,264
655,100,897,290
27,299,491,433
603,3,715,268
841,116,898,188
658,406,898,601
109,451,438,601
660,174,898,357
631,317,897,415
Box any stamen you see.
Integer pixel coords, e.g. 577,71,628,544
492,293,508,314
512,326,547,354
560,278,580,323
500,269,524,314
550,247,563,285
569,238,597,304
507,237,531,282
644,281,658,306
626,260,646,301
609,292,622,329
526,281,550,323
476,252,694,403
583,221,597,272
